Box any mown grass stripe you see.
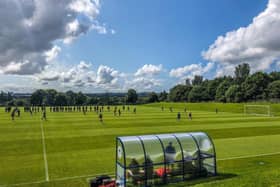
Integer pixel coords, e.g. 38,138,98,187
2,150,280,187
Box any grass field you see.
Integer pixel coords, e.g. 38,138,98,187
1,103,280,187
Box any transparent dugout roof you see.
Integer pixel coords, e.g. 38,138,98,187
117,132,216,167
116,132,217,187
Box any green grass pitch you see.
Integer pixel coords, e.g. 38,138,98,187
1,102,280,187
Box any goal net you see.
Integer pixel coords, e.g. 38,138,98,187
244,105,271,116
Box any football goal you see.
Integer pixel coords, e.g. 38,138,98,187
244,105,271,116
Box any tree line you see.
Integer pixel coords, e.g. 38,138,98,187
4,89,139,106
168,63,280,103
0,91,13,105
29,90,129,106
1,63,280,106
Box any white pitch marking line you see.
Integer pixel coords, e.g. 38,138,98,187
0,180,46,187
0,173,114,187
51,172,114,182
40,119,49,182
217,151,280,161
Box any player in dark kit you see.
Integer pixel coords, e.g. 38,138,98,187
11,109,16,120
17,108,20,117
177,112,181,120
165,142,176,170
99,113,103,122
42,111,47,120
188,112,192,120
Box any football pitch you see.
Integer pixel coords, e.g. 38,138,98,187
1,103,280,187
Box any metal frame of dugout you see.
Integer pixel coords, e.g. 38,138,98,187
116,132,217,187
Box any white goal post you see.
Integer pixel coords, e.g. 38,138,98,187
244,105,271,116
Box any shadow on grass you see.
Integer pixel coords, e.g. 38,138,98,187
165,173,238,187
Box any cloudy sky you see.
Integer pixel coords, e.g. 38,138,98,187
0,0,279,93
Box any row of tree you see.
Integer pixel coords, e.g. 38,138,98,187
1,88,160,106
27,88,167,106
30,90,87,106
30,90,123,106
0,91,13,103
169,63,280,102
2,63,280,106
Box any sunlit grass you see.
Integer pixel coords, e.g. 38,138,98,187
0,103,280,186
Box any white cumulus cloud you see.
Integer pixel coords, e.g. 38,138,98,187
126,77,162,91
135,64,163,77
96,65,119,84
36,61,123,91
69,0,100,20
169,63,214,79
45,45,61,62
0,0,105,75
203,0,280,75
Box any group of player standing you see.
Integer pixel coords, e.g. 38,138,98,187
161,106,219,121
6,104,218,123
5,106,21,120
97,105,137,123
6,105,137,122
47,105,136,114
161,106,192,120
10,107,20,120
5,106,47,121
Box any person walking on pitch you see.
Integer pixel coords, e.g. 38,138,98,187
99,113,103,122
42,111,47,120
177,112,181,121
188,112,192,120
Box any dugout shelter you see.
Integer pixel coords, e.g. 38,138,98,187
116,132,217,187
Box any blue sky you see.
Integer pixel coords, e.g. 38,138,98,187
66,0,266,71
1,0,279,93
